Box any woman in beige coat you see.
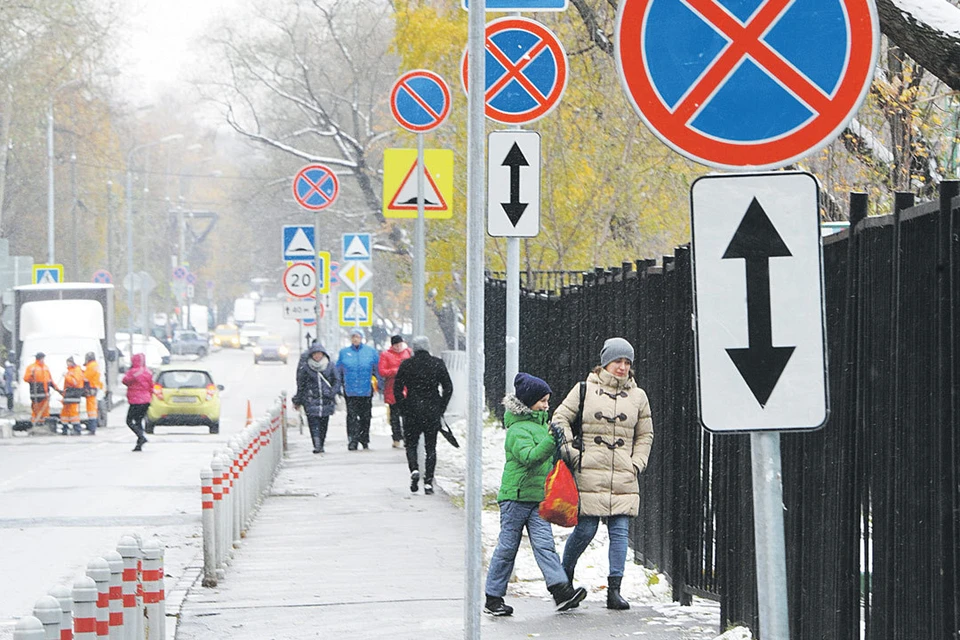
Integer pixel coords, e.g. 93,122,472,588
553,337,654,610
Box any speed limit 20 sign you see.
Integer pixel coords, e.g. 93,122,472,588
283,263,317,298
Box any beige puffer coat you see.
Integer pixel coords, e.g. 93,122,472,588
554,368,654,517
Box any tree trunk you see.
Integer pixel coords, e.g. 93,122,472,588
878,0,960,91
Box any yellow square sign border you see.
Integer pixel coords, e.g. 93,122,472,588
32,263,64,284
382,148,454,220
338,291,373,327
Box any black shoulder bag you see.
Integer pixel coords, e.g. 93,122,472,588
569,381,587,471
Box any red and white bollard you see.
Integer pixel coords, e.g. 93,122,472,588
72,576,98,640
85,558,110,638
13,616,45,640
33,595,63,640
140,538,162,640
200,467,217,588
210,457,225,578
103,551,124,639
116,535,141,640
48,585,73,640
228,437,243,549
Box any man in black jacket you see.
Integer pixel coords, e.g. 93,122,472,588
393,336,453,495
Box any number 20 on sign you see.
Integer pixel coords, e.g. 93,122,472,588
283,263,316,298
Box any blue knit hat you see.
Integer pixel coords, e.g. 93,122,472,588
513,373,552,409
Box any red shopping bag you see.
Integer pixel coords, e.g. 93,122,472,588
539,460,579,527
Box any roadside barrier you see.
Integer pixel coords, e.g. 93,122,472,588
199,393,287,587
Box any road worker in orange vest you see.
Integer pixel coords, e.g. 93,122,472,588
23,352,60,429
60,356,86,435
82,352,103,434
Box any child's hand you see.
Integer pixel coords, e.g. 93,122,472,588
549,423,564,445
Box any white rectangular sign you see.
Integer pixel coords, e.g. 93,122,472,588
691,171,828,433
488,131,540,237
282,298,316,320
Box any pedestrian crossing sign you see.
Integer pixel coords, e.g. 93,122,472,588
338,291,373,327
33,264,63,285
382,148,454,219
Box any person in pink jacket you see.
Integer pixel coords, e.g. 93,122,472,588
122,353,154,451
379,335,412,448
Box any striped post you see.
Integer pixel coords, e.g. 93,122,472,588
85,558,110,637
116,535,140,640
228,437,243,549
33,595,63,640
140,538,161,640
155,541,165,640
200,467,217,587
216,450,233,563
71,576,98,640
14,616,45,640
48,585,73,640
210,457,225,577
103,551,124,639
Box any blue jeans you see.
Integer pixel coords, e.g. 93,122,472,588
484,501,569,597
562,514,631,578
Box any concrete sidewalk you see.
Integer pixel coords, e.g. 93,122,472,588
174,412,721,640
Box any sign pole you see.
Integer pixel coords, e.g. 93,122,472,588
505,238,519,396
465,0,485,635
413,132,426,336
751,432,790,639
315,211,322,334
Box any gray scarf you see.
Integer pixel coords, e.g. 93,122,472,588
307,354,328,371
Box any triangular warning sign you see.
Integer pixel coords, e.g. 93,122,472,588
387,162,448,212
344,236,370,259
39,271,56,284
344,297,367,321
286,228,313,256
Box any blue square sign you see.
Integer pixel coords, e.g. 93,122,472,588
283,225,316,262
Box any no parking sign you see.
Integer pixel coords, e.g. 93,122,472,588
616,0,878,169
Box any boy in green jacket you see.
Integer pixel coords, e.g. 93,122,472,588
483,373,588,617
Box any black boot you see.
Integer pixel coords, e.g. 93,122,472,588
483,595,513,617
311,433,323,454
548,582,587,612
606,576,630,610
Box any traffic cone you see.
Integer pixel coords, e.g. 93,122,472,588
245,400,253,427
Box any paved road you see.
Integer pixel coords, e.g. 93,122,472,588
0,301,302,640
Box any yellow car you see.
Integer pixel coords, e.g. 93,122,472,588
213,324,241,349
145,365,223,434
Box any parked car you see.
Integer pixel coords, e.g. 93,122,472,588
116,333,171,372
212,324,241,349
253,336,289,364
145,365,223,434
239,322,269,347
169,330,209,357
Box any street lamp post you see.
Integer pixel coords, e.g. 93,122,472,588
125,134,183,355
47,79,83,264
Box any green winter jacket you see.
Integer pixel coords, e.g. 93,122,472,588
496,394,557,503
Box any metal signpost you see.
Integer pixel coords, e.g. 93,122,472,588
615,0,878,633
390,69,452,337
292,164,339,334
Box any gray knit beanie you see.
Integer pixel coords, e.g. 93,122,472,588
411,335,431,353
600,337,634,368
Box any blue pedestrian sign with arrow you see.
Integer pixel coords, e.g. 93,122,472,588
282,225,316,262
342,233,372,262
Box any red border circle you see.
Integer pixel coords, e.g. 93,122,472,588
283,263,317,298
390,69,452,133
292,164,340,211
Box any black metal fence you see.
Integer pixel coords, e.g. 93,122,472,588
484,182,960,639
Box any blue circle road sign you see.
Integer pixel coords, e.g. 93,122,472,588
461,17,568,125
186,272,197,285
293,164,340,211
92,269,112,284
173,266,187,281
616,0,878,170
391,70,451,133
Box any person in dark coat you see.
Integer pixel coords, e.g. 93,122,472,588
392,336,453,495
3,353,16,411
293,342,341,454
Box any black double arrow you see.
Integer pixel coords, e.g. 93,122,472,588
500,142,529,226
722,197,795,407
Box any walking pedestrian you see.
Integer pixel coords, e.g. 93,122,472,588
3,353,16,412
336,328,379,451
60,356,85,435
393,336,452,495
378,334,411,448
82,352,103,434
23,352,59,429
554,337,654,610
484,373,587,617
292,342,340,454
122,353,153,452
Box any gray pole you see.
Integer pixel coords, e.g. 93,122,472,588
70,153,78,279
106,182,113,278
465,0,485,635
125,165,135,357
750,432,791,639
315,211,322,330
47,101,55,264
505,238,519,395
413,133,426,336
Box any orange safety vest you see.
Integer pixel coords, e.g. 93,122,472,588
83,360,103,392
63,365,85,404
24,361,54,398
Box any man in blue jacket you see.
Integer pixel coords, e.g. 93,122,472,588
337,328,380,450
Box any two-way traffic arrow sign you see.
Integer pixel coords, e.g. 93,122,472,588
488,131,540,237
691,172,828,433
